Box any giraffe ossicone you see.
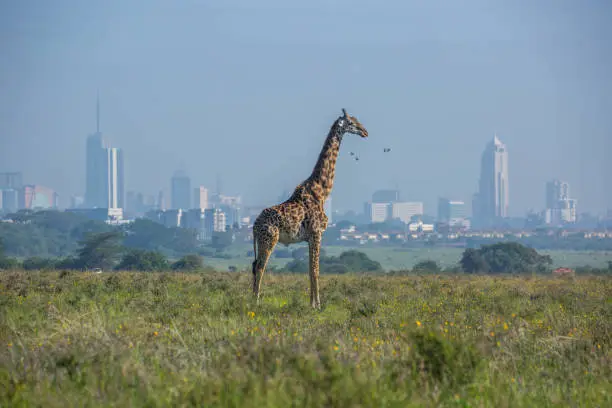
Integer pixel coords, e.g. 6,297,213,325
251,109,368,309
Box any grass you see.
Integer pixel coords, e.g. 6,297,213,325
205,244,612,271
1,270,611,407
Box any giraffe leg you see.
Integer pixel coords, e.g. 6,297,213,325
308,233,322,309
253,232,278,304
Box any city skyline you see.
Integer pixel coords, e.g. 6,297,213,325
1,2,611,215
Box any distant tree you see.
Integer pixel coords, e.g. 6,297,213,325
171,254,204,271
76,231,124,271
0,238,21,270
460,242,552,274
413,260,441,273
285,250,382,274
460,249,490,273
336,250,383,272
116,249,169,271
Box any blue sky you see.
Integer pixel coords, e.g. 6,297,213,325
1,0,611,215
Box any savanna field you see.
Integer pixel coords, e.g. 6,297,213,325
1,270,611,407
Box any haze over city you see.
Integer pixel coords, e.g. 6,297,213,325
1,0,611,215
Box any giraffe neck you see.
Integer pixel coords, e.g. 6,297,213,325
307,120,343,202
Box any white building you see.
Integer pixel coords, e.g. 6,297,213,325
202,208,226,241
391,202,424,223
365,202,390,223
193,186,209,210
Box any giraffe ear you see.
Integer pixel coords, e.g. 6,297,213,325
342,109,348,118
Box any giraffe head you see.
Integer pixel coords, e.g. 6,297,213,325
337,109,368,138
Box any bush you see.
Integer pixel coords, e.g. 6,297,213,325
22,257,57,271
412,260,441,273
285,250,382,274
460,242,552,274
115,249,169,271
171,254,204,271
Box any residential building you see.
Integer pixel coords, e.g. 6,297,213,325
473,134,509,227
171,171,191,209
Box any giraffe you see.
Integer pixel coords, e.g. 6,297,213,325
252,109,368,308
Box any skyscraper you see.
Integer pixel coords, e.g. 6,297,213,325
473,135,509,227
85,96,124,209
171,171,191,209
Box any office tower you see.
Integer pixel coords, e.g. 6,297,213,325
474,134,509,227
84,96,124,209
372,189,400,203
171,171,191,209
193,186,209,210
0,172,23,190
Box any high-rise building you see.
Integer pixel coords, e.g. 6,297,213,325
193,186,209,210
0,172,23,213
171,171,191,209
0,189,19,212
545,179,577,225
85,97,124,209
473,135,509,227
0,172,23,190
372,189,400,203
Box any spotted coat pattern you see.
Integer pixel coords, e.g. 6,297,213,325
252,109,368,308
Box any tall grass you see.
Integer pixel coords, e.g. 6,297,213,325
1,270,611,407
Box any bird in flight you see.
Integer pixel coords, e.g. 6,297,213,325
383,148,391,153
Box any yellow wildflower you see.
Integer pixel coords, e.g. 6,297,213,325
416,320,422,327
